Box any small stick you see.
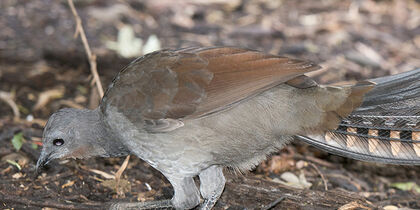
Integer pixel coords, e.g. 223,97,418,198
67,0,104,98
66,0,131,195
115,155,131,197
309,162,328,191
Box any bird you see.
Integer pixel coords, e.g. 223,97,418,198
36,47,420,210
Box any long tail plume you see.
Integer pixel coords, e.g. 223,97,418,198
298,68,420,165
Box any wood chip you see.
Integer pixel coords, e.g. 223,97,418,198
61,180,75,189
12,172,23,179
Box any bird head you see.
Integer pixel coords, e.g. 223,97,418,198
35,108,107,174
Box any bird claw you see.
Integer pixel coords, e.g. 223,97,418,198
199,198,216,210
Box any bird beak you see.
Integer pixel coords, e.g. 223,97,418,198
35,150,51,176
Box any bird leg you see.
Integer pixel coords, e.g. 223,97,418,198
111,175,200,210
167,176,201,209
198,165,226,210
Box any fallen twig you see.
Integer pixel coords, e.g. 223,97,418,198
66,0,132,190
67,0,104,98
309,162,328,191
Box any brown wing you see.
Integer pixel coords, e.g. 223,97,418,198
100,47,321,132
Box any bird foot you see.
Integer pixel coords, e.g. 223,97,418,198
109,199,174,210
199,198,217,210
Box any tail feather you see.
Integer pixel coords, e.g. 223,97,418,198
298,68,420,165
358,68,420,113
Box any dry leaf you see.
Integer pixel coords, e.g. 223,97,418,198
105,25,142,58
142,35,161,55
12,172,23,179
267,156,294,173
272,171,312,189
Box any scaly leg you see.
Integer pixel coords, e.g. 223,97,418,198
198,165,226,210
168,176,201,209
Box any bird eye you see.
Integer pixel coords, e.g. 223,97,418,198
53,139,64,146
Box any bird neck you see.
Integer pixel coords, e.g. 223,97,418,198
91,108,131,158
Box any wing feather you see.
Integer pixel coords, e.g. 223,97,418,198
101,47,321,132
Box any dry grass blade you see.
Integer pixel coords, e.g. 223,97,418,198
67,0,104,98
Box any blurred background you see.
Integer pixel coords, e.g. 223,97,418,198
0,0,419,209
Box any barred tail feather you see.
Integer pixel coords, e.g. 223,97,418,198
297,131,420,165
298,68,420,165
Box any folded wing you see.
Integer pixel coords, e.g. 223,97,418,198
101,47,321,132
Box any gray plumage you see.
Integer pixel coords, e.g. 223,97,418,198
36,47,420,210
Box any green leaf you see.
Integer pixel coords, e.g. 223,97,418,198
11,132,24,151
31,142,38,150
391,182,420,193
6,160,22,170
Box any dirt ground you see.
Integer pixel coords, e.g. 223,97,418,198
1,0,420,209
